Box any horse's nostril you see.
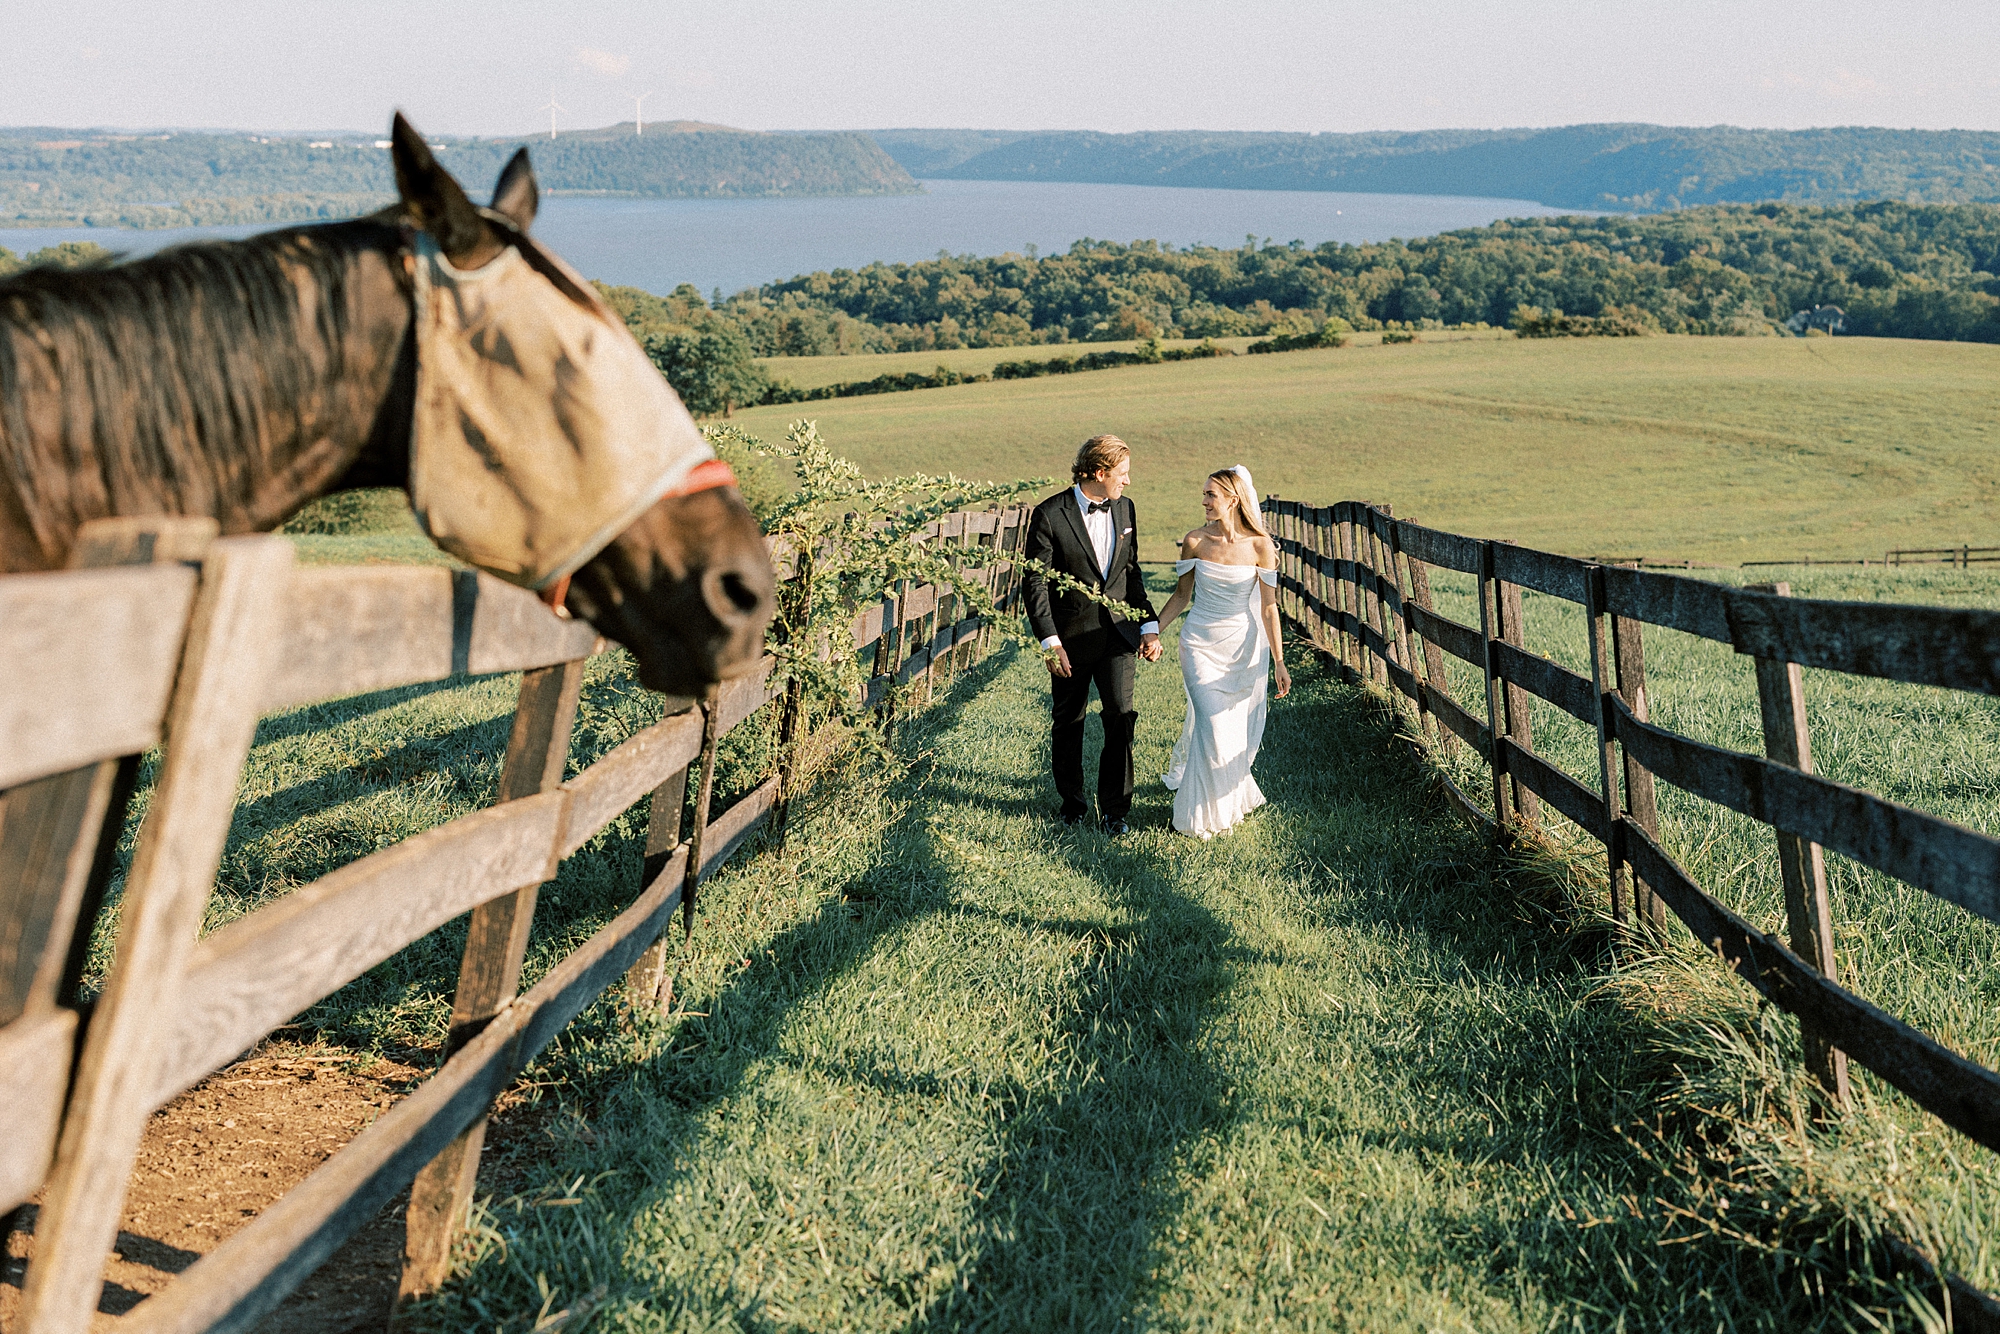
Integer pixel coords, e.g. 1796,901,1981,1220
719,570,764,616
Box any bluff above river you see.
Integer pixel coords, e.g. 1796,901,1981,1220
0,123,919,229
868,124,2000,211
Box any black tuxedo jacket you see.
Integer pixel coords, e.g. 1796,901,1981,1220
1022,489,1158,650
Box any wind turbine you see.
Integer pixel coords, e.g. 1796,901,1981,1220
632,91,654,135
540,87,564,141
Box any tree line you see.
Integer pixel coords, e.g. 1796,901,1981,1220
684,200,2000,353
0,127,914,229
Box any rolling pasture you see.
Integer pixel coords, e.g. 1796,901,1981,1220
737,334,2000,565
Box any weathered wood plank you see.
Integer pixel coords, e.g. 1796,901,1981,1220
0,1009,77,1211
1727,590,2000,695
1599,565,1734,644
851,603,886,651
900,583,939,621
0,758,121,1027
0,565,198,789
1490,640,1599,724
1490,542,1590,604
697,777,780,882
557,710,707,861
1623,821,2000,1153
259,568,599,713
1611,697,2000,926
1498,739,1608,840
152,792,569,1108
22,536,294,1334
1405,602,1483,668
121,841,701,1334
710,655,780,735
1393,518,1483,575
1424,682,1493,758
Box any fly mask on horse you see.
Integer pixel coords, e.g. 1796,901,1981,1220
388,115,774,690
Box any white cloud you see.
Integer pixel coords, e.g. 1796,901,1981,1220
574,47,631,78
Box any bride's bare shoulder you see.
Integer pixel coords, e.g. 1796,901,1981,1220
1180,529,1206,556
1253,534,1278,566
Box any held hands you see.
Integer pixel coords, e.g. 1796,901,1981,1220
1273,660,1292,699
1139,633,1163,663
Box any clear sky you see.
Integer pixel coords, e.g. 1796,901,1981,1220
4,0,1997,137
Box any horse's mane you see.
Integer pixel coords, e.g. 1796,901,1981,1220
0,220,395,545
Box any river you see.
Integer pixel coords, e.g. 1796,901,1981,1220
1,178,1586,297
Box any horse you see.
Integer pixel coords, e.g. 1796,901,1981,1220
0,113,773,696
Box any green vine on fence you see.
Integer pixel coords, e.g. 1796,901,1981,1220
703,419,1155,808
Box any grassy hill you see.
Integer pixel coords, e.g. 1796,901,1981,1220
872,124,2000,211
735,334,2000,563
0,123,916,229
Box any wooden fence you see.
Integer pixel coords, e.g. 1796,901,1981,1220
1888,545,2000,568
1263,496,2000,1325
0,503,1029,1332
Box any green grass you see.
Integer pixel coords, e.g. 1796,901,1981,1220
382,575,1963,1331
1410,561,2000,1305
733,335,2000,565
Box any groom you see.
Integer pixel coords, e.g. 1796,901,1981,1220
1022,434,1161,834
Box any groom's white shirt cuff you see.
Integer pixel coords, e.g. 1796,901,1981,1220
1042,622,1159,650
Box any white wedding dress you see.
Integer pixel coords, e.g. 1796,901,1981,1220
1163,559,1280,838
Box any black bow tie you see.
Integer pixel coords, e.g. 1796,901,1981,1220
1087,500,1113,514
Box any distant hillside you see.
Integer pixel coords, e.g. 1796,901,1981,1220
869,125,2000,211
0,124,917,228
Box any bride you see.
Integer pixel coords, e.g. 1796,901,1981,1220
1157,465,1291,838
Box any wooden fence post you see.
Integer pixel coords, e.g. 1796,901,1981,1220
1610,611,1666,929
1582,567,1629,926
1304,507,1328,653
20,536,294,1334
400,655,585,1300
1747,581,1852,1109
1477,542,1514,834
1381,513,1436,745
1331,506,1358,679
1494,565,1540,829
622,757,692,1010
682,687,723,940
1376,508,1418,682
1405,554,1454,755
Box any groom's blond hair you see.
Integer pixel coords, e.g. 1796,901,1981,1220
1072,434,1130,484
1208,468,1270,538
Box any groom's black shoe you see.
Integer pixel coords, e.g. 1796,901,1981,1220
1058,807,1090,827
1100,817,1131,837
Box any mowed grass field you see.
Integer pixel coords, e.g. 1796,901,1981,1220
398,603,1960,1332
733,334,2000,564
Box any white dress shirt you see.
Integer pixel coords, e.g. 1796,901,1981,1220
1042,485,1160,649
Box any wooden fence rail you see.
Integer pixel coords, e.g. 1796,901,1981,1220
0,503,1030,1332
1265,494,2000,1323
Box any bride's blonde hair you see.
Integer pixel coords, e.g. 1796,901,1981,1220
1208,468,1270,538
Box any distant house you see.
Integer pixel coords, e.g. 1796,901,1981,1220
1787,304,1848,334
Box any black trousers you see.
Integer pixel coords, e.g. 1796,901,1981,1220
1051,628,1137,822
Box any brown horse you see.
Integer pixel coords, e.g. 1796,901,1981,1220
0,114,772,695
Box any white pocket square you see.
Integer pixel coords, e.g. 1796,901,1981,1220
1122,527,1134,535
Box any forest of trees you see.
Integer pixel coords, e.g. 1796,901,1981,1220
872,124,2000,211
665,201,2000,353
0,125,915,228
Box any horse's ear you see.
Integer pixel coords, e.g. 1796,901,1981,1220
390,112,485,259
491,148,539,232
